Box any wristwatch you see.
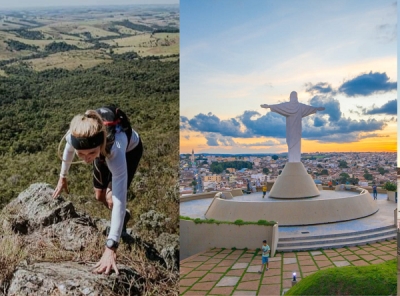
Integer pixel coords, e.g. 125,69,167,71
105,239,119,249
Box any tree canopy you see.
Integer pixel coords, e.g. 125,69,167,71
210,161,253,174
0,54,179,235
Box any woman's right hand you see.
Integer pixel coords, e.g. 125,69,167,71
53,177,69,198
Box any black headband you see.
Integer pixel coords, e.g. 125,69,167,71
70,132,104,150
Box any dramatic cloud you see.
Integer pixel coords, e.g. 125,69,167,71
187,112,246,137
205,134,219,146
338,71,396,96
309,96,341,122
305,82,333,95
180,116,190,130
182,109,387,144
313,117,327,127
365,99,396,115
204,134,237,147
182,88,390,145
302,117,386,141
239,111,286,138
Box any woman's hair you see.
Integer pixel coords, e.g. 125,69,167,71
69,110,107,156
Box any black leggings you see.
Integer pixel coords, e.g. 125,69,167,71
93,138,143,190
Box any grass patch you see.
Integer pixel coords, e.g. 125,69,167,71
179,216,276,226
285,259,396,295
0,233,28,290
13,50,112,71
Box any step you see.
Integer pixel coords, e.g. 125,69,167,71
278,225,395,241
277,233,396,252
278,228,396,247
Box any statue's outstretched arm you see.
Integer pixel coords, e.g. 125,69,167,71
316,107,325,111
261,104,270,109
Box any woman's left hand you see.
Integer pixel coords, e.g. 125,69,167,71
93,247,119,275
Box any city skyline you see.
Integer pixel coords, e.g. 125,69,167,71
180,0,397,155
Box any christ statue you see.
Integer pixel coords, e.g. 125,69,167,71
261,91,325,162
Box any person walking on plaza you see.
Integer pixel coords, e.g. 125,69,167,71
372,184,378,200
262,184,267,198
258,239,270,273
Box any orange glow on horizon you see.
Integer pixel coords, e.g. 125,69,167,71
180,131,396,154
301,138,396,153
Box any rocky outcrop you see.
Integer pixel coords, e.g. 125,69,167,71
0,183,178,295
2,183,79,235
7,262,141,296
2,183,97,252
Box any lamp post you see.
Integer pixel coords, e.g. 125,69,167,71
291,272,297,287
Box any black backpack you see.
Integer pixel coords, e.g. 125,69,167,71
96,106,132,154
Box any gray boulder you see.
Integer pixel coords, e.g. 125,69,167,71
7,261,141,295
42,215,97,251
0,183,174,295
2,183,79,234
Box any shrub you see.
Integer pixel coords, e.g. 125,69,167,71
234,219,244,225
383,181,397,191
285,259,396,295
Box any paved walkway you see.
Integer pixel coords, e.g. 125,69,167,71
180,239,396,296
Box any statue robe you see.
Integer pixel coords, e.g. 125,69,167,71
269,102,318,162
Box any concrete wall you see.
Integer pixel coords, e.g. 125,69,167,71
180,191,218,202
205,190,378,226
180,220,278,260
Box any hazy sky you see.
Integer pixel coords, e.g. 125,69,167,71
0,0,178,9
180,0,397,155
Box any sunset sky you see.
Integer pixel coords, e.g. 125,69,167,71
180,0,397,155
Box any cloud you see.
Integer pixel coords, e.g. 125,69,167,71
203,134,283,148
338,71,396,96
241,139,284,147
305,82,333,95
302,117,386,142
204,134,237,147
187,112,247,137
205,134,219,146
313,117,327,127
239,111,286,138
180,116,190,130
365,99,396,115
376,23,396,42
358,133,389,139
309,95,341,122
183,109,387,144
182,90,389,145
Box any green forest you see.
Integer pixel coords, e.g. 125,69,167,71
0,53,179,235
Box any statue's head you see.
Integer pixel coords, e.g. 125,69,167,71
290,91,298,103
